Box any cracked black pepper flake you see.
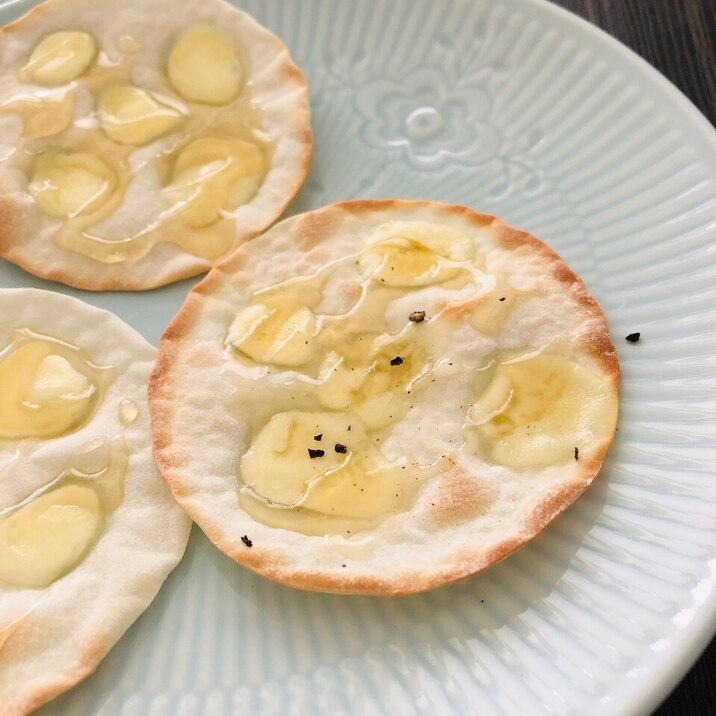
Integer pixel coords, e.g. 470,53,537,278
241,535,253,548
342,564,347,568
347,425,351,431
313,433,322,441
574,447,579,461
390,356,404,366
626,332,640,343
308,448,325,458
499,297,506,302
409,310,426,323
335,443,347,454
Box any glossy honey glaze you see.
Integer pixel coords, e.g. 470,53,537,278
224,222,617,535
0,25,270,264
226,223,509,534
0,435,128,589
0,329,113,440
0,324,137,589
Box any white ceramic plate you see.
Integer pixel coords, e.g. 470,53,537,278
1,0,715,714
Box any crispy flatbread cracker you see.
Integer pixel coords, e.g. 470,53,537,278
150,200,618,595
0,288,191,714
0,0,311,290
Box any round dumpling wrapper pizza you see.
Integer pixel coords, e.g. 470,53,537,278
150,200,619,595
0,288,191,714
0,0,311,290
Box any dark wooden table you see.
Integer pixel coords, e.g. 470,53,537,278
551,3,716,714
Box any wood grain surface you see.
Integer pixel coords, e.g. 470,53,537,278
555,0,715,124
550,3,715,714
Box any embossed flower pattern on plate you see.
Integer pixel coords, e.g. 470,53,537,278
355,67,501,169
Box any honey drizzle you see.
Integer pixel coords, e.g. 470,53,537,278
238,456,448,536
227,240,512,535
0,434,128,520
0,388,138,588
0,328,114,440
0,434,129,588
118,398,138,425
0,32,270,264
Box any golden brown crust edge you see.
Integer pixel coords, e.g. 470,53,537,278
488,215,619,378
0,135,313,292
6,627,114,716
149,199,620,596
197,436,613,597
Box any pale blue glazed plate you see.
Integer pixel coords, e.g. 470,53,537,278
1,0,715,714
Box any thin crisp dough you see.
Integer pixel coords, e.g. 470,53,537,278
150,200,619,596
0,289,191,714
0,0,311,290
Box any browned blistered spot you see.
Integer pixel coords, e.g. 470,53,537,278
551,260,580,287
337,280,363,306
0,617,24,656
421,464,497,526
186,342,216,367
524,480,588,535
436,295,483,323
292,205,344,251
579,324,620,379
0,193,23,253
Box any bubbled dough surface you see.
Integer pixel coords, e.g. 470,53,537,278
0,289,191,715
0,0,311,290
150,200,619,595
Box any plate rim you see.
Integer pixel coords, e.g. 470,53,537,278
0,0,714,713
521,2,716,712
